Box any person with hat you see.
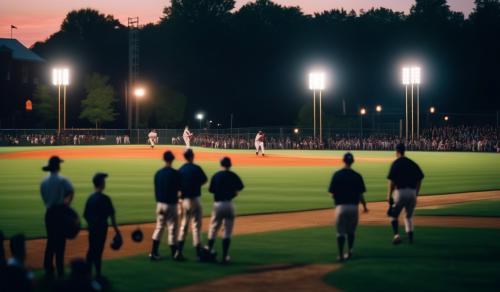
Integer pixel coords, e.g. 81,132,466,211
83,172,120,277
328,152,368,262
150,151,181,261
387,143,424,245
40,156,74,278
177,149,207,260
206,157,244,263
254,131,265,156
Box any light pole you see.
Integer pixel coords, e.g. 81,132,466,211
375,104,382,133
429,106,436,128
360,108,367,139
196,113,204,129
134,87,145,128
309,72,325,143
52,68,69,133
411,67,421,140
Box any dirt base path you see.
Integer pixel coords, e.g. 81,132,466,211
5,190,500,270
173,264,340,292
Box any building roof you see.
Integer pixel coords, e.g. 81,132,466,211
0,38,44,62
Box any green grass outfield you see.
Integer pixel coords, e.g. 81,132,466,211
417,200,500,217
0,146,499,238
34,225,500,291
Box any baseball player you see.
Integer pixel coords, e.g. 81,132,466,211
387,143,424,244
177,149,208,260
84,172,120,277
207,157,244,263
40,156,74,277
255,131,265,156
148,129,158,148
150,151,181,261
328,153,368,261
183,126,193,148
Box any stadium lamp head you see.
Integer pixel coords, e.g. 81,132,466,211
52,68,70,86
376,105,382,112
402,67,410,85
444,115,449,121
411,67,421,85
360,108,367,115
430,106,436,114
196,113,204,120
293,128,299,134
309,72,325,90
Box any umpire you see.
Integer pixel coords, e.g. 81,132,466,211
207,157,244,263
387,143,424,244
328,153,368,261
177,149,208,260
40,156,74,277
150,151,181,261
84,172,120,277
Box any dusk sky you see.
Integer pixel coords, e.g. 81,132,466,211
1,0,475,47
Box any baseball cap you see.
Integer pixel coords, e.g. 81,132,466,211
343,152,354,165
220,157,232,168
42,156,63,171
93,172,108,187
163,151,175,162
396,143,406,154
184,149,194,160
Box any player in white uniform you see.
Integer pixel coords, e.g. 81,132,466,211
183,126,193,148
255,131,265,156
148,130,158,148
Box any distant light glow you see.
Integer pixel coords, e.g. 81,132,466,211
444,115,449,121
134,87,145,98
360,108,367,115
293,128,299,134
196,113,204,120
430,106,435,114
309,72,325,90
376,105,382,112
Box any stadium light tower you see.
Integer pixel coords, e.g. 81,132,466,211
429,106,435,114
52,68,70,133
309,72,326,143
196,113,204,129
134,87,145,129
360,107,367,138
402,66,421,143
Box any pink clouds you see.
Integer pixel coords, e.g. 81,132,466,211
1,0,475,48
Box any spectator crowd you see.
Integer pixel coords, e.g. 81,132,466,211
1,126,498,152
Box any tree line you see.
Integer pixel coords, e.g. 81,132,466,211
31,0,500,129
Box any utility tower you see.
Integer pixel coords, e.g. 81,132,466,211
127,17,139,129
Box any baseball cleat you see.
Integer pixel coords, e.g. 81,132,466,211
174,251,186,262
149,253,161,261
392,235,402,245
336,255,345,262
344,252,352,260
256,152,258,156
221,255,231,264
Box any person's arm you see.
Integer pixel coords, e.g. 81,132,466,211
415,180,422,196
110,213,120,235
387,180,395,204
360,193,368,212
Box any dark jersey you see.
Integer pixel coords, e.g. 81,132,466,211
154,167,181,204
84,192,115,228
179,162,208,199
328,168,366,205
209,170,244,202
387,156,424,189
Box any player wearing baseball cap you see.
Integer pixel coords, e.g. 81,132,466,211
150,151,182,261
183,126,193,149
148,129,158,149
206,157,244,263
40,156,74,277
177,149,208,260
255,131,265,156
387,143,424,244
84,172,121,277
328,153,368,261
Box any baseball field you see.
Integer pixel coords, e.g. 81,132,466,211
1,145,500,291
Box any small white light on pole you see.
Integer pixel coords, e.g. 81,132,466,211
402,67,410,85
52,67,70,132
360,108,367,115
309,73,325,90
196,113,204,129
134,88,145,98
411,67,421,85
376,105,382,112
430,106,435,114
